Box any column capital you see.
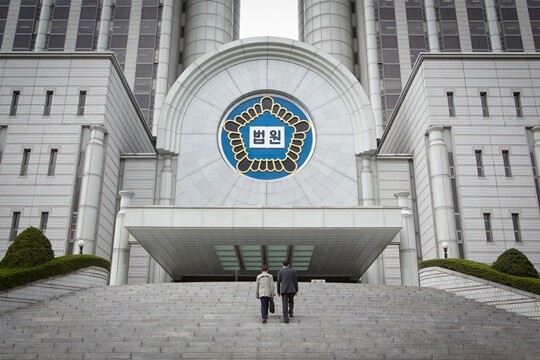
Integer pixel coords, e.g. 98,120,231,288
90,124,107,133
531,126,540,134
426,125,444,136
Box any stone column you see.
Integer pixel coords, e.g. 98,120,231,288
74,124,107,255
34,0,53,51
97,0,113,51
362,258,385,284
302,0,355,72
148,154,174,283
424,0,439,52
183,0,235,68
152,0,174,136
394,192,419,286
426,126,459,258
362,0,384,138
361,156,375,206
484,0,502,52
109,190,135,286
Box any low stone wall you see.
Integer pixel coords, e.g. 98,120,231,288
0,266,109,314
420,266,540,321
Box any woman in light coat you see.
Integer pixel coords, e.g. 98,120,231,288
255,264,275,323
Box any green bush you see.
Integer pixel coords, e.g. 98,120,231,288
492,248,539,279
419,258,540,295
0,227,55,269
0,255,110,292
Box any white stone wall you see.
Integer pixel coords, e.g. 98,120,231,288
420,267,540,321
0,266,109,314
0,54,156,262
379,54,540,270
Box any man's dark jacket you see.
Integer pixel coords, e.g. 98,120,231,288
277,267,298,295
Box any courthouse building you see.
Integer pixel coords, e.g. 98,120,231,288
0,0,539,285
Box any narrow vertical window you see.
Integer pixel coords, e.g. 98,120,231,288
10,91,20,116
513,92,522,117
511,213,521,242
44,91,53,116
447,92,455,117
77,91,87,116
10,212,20,241
483,213,492,242
475,150,484,177
48,149,58,176
531,153,540,208
40,212,49,232
480,92,489,117
20,149,31,176
502,150,512,177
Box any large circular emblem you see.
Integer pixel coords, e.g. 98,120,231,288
219,95,315,180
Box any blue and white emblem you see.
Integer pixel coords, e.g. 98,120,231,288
219,95,315,180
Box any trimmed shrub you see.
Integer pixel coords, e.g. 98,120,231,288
0,255,110,292
0,227,55,269
492,248,539,279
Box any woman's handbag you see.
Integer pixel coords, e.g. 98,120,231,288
269,298,275,314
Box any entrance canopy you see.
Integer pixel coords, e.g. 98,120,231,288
124,206,402,281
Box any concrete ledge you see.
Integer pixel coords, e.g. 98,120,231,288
0,266,109,314
420,267,540,321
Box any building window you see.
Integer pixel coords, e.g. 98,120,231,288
44,91,53,116
475,150,484,177
10,212,21,241
447,92,455,116
78,91,87,116
20,149,31,176
502,150,512,177
40,212,49,232
48,149,58,176
530,153,540,208
483,213,492,242
480,92,489,117
511,213,521,242
448,151,464,258
10,91,20,116
513,92,523,117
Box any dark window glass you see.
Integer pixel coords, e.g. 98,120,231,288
447,92,455,116
40,212,49,232
78,91,87,116
136,64,153,77
75,35,93,49
20,149,31,176
138,34,156,48
514,92,523,117
501,7,518,20
114,7,131,19
443,36,460,50
51,21,68,33
506,36,523,50
16,20,34,33
18,7,37,19
78,20,96,33
379,7,396,20
469,22,486,35
53,7,70,19
408,21,424,34
135,94,150,108
380,21,397,34
483,213,492,242
512,213,521,242
140,20,157,34
504,22,521,35
141,7,158,19
480,92,489,116
383,64,401,78
112,21,130,33
467,7,484,20
475,150,484,177
48,35,66,50
471,36,489,51
381,35,398,48
406,7,422,20
530,8,540,21
44,91,53,116
13,34,32,49
502,150,512,177
440,7,457,20
48,149,58,176
10,91,19,116
409,35,426,48
10,212,21,241
110,35,128,48
80,6,98,19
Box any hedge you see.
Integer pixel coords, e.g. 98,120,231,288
0,255,110,292
419,258,540,296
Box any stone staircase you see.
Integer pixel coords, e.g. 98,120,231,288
0,282,539,359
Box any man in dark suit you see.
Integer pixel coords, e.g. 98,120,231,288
277,260,298,324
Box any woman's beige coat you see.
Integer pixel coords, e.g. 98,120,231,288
255,272,276,298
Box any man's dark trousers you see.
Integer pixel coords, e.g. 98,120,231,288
281,293,295,322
